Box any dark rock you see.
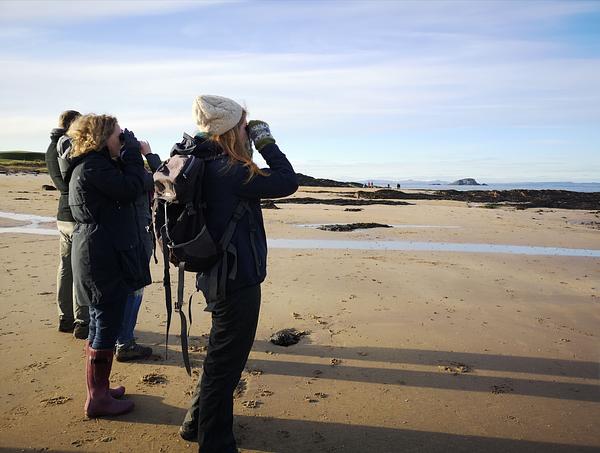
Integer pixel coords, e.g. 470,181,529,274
344,208,363,212
318,223,392,232
270,197,412,206
296,173,362,188
356,189,600,210
357,190,417,199
41,184,57,191
451,178,482,186
261,200,279,209
270,328,309,347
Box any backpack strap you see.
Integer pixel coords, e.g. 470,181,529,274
203,200,249,310
177,262,192,376
244,203,262,275
161,221,173,360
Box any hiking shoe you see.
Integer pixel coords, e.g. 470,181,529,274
73,323,89,340
115,341,152,362
179,423,198,442
58,318,74,333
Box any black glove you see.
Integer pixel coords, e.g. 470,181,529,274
120,128,140,153
247,120,276,151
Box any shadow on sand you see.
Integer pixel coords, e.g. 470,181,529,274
2,413,597,453
6,332,596,453
135,330,600,403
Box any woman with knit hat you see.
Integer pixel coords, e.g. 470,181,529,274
177,95,298,452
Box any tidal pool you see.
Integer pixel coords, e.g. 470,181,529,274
268,239,600,258
1,211,598,258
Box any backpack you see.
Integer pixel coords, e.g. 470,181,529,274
153,133,250,375
56,135,72,179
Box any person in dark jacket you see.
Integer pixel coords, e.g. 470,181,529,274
45,110,90,338
66,114,152,418
115,150,162,362
178,95,298,452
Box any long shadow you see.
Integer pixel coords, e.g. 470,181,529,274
135,330,600,402
249,340,599,380
3,415,597,453
138,329,599,379
234,415,599,453
244,358,600,402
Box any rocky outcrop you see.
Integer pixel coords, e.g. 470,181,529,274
270,197,413,206
356,189,600,210
318,223,392,232
451,178,482,186
296,173,363,188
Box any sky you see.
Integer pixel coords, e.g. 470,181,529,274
0,0,599,183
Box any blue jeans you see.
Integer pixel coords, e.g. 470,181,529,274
117,289,144,347
88,300,127,350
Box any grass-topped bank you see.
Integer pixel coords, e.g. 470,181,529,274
0,151,46,173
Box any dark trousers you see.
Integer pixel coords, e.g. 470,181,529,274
88,297,127,350
183,284,261,453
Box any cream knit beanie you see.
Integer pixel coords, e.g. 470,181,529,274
192,95,243,136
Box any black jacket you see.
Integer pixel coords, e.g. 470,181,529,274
45,128,74,222
67,147,153,305
171,135,298,295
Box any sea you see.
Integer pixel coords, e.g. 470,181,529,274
370,182,600,193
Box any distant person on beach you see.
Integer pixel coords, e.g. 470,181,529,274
45,110,90,339
177,95,298,452
66,114,152,418
114,147,162,362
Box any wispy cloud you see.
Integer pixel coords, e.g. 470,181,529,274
0,0,226,22
0,0,598,181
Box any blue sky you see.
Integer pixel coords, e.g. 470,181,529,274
0,0,599,182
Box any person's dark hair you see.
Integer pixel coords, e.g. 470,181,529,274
58,110,81,130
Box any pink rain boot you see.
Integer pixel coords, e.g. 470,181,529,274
84,341,125,398
84,347,134,418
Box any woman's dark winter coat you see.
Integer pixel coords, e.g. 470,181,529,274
67,147,153,305
171,135,298,296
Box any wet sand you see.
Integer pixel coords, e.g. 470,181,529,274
0,175,599,452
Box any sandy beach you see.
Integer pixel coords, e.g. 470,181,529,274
0,174,598,453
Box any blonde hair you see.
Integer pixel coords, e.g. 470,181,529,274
68,114,118,157
210,111,267,182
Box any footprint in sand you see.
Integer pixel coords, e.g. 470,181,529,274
312,431,325,443
259,389,273,397
491,383,514,394
19,361,49,373
141,372,168,386
241,400,261,409
10,406,28,417
246,367,263,376
40,396,71,407
437,361,472,375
